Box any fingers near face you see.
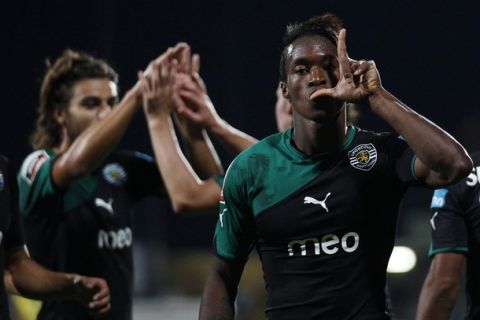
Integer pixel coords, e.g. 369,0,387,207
337,29,351,77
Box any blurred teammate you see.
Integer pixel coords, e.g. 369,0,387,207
198,14,472,320
0,154,110,318
416,152,480,319
16,47,219,319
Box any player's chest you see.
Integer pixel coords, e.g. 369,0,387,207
254,160,387,239
62,173,133,227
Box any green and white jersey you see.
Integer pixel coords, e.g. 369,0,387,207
18,149,164,320
214,127,418,320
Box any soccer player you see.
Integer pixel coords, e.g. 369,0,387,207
16,46,219,319
416,153,480,319
0,154,110,318
197,14,472,320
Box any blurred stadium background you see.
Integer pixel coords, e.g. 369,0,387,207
2,1,478,319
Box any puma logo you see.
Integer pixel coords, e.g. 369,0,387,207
304,193,331,212
95,198,114,215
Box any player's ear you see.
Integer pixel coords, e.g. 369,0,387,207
54,107,67,126
280,82,289,100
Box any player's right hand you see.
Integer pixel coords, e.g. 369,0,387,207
72,275,111,319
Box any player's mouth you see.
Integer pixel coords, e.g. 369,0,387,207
309,87,330,102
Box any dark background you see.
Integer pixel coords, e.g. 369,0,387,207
2,1,479,318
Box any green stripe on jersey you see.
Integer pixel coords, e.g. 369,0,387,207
227,126,357,217
429,244,469,257
63,175,99,211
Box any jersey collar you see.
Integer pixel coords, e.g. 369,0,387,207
282,125,357,160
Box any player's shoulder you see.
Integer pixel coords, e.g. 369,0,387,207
239,130,284,158
354,127,400,143
223,131,284,184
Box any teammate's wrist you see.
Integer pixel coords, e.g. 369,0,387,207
146,113,170,130
208,118,229,137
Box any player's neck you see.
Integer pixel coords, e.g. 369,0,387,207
292,112,347,156
52,128,72,154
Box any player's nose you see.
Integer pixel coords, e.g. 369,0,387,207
97,104,112,120
308,66,326,86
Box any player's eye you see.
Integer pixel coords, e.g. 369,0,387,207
80,97,102,109
107,97,118,108
294,66,308,75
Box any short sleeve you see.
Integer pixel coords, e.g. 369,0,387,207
377,133,418,186
428,187,468,256
213,159,256,262
17,150,57,216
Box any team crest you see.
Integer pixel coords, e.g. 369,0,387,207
102,163,127,186
348,143,377,171
0,170,4,191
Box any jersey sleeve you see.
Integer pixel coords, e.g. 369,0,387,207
213,159,256,262
377,133,418,186
17,150,57,216
428,185,468,256
1,156,25,251
122,151,166,201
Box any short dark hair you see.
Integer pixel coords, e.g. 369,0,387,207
279,13,343,82
31,49,118,150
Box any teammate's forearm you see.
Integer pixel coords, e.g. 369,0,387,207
182,129,224,179
147,115,216,213
56,88,141,185
208,119,258,155
368,88,471,182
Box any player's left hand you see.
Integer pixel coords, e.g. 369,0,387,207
72,275,111,319
310,29,382,103
139,58,179,118
174,55,222,130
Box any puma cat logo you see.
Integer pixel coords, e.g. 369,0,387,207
304,193,331,212
95,198,114,215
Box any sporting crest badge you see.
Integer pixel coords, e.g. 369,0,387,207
348,143,377,171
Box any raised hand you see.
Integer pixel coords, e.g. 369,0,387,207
72,275,111,319
131,43,188,99
139,58,178,118
310,29,382,103
174,55,222,130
